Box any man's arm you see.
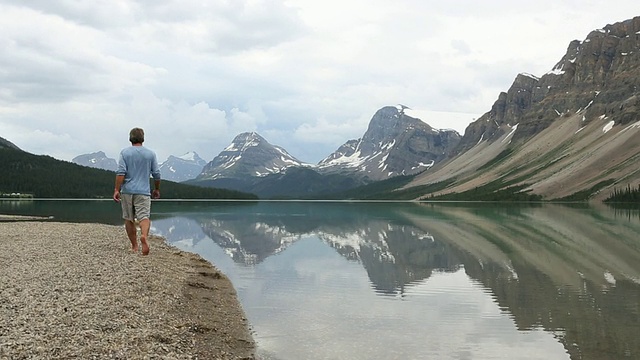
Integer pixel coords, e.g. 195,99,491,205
113,174,125,202
151,152,161,199
152,179,160,199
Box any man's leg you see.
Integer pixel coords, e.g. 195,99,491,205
125,220,139,252
138,218,151,256
120,194,138,252
133,194,153,256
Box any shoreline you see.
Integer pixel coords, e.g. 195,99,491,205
0,221,255,359
0,214,52,221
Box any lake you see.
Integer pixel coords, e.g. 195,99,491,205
2,200,640,359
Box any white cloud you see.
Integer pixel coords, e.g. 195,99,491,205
0,1,638,164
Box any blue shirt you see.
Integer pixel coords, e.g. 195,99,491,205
116,145,161,196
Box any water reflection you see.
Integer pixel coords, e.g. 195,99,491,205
150,201,640,359
153,202,464,296
0,199,34,208
402,203,640,360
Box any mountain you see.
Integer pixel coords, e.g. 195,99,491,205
0,136,21,151
404,16,640,201
159,151,208,182
319,105,461,182
197,132,312,180
198,132,312,181
189,132,354,197
72,151,117,171
191,109,462,198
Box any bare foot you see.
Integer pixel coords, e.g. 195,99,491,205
141,236,150,256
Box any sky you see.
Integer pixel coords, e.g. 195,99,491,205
0,1,638,164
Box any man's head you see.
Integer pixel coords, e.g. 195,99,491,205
129,127,145,144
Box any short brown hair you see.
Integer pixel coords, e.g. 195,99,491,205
129,127,145,144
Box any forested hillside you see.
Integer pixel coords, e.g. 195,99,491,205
0,148,257,199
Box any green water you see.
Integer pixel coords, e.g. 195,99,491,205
2,200,639,359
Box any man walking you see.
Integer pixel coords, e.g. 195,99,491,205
113,127,161,255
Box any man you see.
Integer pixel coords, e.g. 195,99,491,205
113,127,161,255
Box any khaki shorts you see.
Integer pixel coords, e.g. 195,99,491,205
120,194,151,221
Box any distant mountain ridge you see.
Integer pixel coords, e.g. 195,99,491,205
0,144,257,199
71,150,208,183
159,151,207,182
0,136,21,151
190,109,460,197
72,151,117,172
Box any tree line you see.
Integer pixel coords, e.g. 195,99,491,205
604,184,640,203
0,148,257,199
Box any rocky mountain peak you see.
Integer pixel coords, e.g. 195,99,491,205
365,106,436,144
159,151,208,182
72,151,117,171
319,105,461,181
225,132,268,150
198,132,311,180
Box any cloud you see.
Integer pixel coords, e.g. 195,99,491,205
451,40,472,56
0,5,163,104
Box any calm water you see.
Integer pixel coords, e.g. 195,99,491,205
2,200,640,359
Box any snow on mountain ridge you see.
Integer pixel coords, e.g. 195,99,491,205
178,151,197,161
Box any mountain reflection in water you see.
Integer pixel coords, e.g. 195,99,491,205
149,201,640,360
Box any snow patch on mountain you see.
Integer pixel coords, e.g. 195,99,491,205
501,124,519,143
547,63,566,76
603,121,615,133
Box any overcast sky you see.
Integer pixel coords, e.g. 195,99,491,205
0,1,638,164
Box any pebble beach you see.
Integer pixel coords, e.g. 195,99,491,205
0,220,255,359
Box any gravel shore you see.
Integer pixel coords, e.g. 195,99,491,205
0,221,255,359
